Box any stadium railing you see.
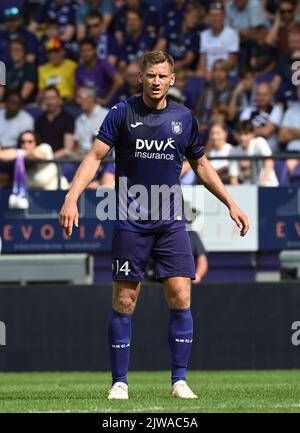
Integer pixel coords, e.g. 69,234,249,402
14,154,299,188
0,154,299,188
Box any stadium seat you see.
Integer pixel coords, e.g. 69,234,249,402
0,254,94,284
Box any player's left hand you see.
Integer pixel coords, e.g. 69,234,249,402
192,273,202,284
229,204,249,237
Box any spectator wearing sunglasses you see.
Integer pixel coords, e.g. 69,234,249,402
85,10,119,67
266,0,297,57
76,0,115,41
0,130,69,191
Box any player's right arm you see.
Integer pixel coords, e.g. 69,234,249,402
59,139,111,237
60,101,125,237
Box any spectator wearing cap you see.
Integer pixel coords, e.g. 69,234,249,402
38,37,77,102
0,6,38,64
266,0,297,57
111,62,142,104
225,0,269,41
35,86,75,158
76,0,115,41
85,11,119,66
195,2,239,81
0,93,34,149
30,0,76,43
118,8,157,71
75,38,123,107
38,19,65,65
154,3,203,70
0,39,37,105
113,0,160,46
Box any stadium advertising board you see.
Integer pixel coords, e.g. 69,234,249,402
0,189,114,253
259,187,300,250
183,185,258,252
2,185,299,253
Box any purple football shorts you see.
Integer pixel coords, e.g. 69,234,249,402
112,228,195,282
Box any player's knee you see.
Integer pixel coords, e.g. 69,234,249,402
113,292,137,314
167,291,190,309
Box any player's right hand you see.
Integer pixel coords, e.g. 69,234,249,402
59,198,79,237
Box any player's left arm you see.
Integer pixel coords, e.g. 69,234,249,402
189,155,250,237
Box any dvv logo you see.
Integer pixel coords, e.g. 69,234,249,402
136,137,175,151
135,137,176,160
0,321,6,346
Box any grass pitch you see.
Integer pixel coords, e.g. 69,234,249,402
0,370,300,413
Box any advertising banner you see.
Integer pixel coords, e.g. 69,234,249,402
183,185,258,252
259,187,300,250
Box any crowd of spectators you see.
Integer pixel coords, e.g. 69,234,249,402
1,0,300,200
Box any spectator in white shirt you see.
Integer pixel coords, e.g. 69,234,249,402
240,82,283,152
0,92,34,149
74,86,114,188
195,2,239,81
229,120,279,186
206,122,233,183
75,86,108,155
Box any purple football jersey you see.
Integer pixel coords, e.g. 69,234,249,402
97,95,204,232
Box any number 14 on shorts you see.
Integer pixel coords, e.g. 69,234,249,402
113,259,131,276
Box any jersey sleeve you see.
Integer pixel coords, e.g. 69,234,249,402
96,102,126,148
185,115,205,160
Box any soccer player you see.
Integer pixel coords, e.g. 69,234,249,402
59,51,249,400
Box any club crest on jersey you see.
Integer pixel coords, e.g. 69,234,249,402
171,121,182,134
